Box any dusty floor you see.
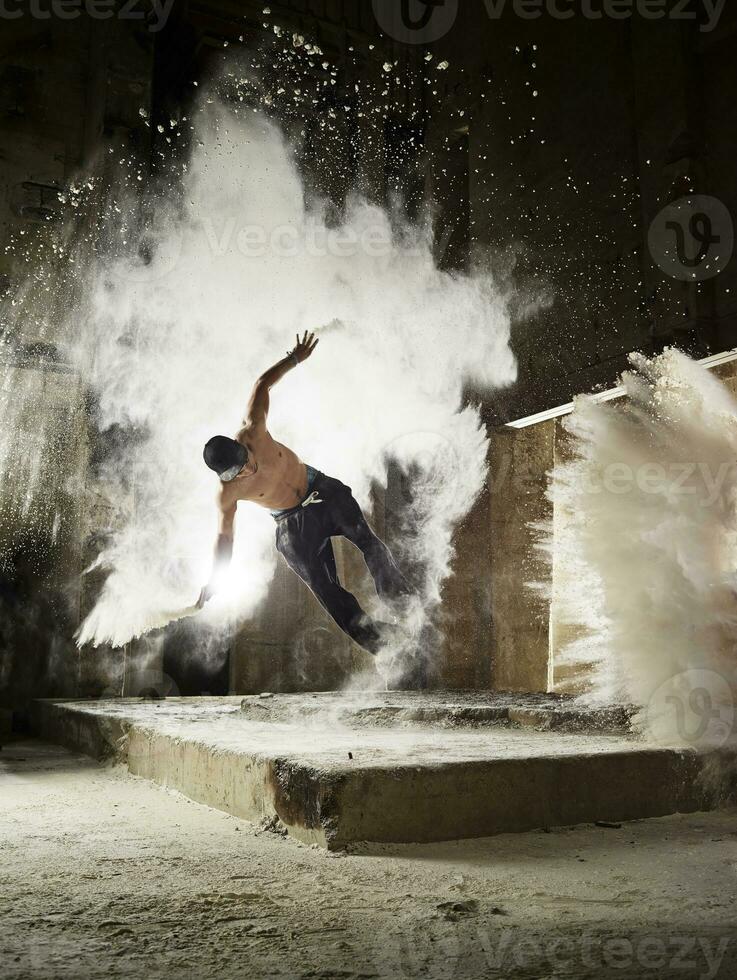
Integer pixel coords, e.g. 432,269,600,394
2,740,736,980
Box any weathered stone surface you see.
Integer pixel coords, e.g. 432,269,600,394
238,690,635,734
32,696,728,851
488,421,555,693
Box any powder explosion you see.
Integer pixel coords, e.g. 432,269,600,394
0,84,517,672
549,348,737,748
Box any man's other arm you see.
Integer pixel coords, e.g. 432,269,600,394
197,500,237,608
244,331,319,430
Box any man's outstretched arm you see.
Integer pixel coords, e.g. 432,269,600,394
197,501,237,608
244,331,319,429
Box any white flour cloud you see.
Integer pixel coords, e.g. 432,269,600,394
549,349,737,747
69,108,517,652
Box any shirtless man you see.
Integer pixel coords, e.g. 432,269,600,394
198,332,412,655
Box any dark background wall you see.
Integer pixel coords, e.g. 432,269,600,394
431,1,737,418
1,0,736,711
3,2,735,409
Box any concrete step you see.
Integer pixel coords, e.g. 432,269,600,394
238,690,635,734
31,696,726,851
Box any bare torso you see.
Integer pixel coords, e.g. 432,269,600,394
220,427,308,513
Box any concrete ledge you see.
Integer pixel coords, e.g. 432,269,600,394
319,752,707,847
31,699,130,758
31,697,727,850
238,691,635,734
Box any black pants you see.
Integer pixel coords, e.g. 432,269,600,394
275,472,412,654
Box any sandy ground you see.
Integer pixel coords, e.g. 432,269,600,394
2,739,736,980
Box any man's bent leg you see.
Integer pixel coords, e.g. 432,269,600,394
276,523,386,655
332,489,413,604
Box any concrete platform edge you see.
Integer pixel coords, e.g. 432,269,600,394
30,699,726,851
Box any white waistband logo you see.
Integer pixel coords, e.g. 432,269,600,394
302,491,323,508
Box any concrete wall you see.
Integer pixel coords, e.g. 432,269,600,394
486,421,554,693
0,363,89,710
0,17,154,291
486,355,737,697
0,16,154,714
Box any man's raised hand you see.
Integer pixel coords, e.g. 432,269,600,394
292,331,319,363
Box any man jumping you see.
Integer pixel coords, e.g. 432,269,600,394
198,332,413,655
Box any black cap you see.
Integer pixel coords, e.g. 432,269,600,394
203,436,248,480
